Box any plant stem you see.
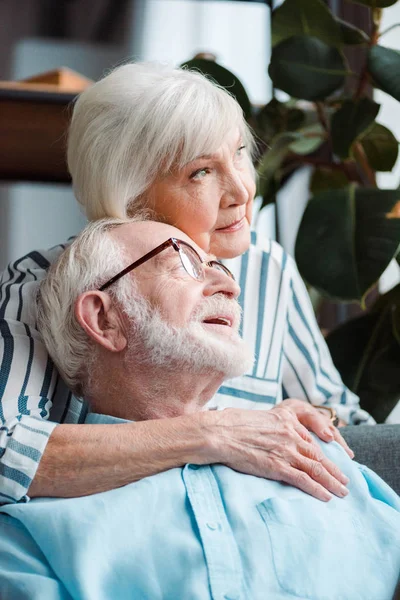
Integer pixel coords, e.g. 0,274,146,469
315,102,329,133
289,156,363,184
352,142,376,186
380,23,400,38
354,8,382,101
315,101,333,157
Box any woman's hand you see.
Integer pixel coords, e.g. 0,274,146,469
277,399,354,456
201,406,352,502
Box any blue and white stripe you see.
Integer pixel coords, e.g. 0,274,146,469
0,234,374,504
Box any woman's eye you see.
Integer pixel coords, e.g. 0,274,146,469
236,145,246,158
190,167,210,180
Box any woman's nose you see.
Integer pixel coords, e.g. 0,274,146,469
220,171,249,208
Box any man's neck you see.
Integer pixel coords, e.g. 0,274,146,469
88,364,224,421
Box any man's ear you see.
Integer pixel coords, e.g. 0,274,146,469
75,291,127,352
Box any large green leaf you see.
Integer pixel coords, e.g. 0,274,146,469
289,124,326,155
326,302,400,422
268,36,348,101
295,186,400,303
331,98,380,159
347,0,398,7
271,0,342,47
181,58,252,119
367,45,400,102
310,167,350,194
336,18,369,45
254,98,305,144
358,122,399,171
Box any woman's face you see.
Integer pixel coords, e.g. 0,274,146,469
145,129,256,258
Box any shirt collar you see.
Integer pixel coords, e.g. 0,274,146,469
85,412,130,425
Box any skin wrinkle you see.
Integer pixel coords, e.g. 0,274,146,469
145,129,256,259
81,222,251,422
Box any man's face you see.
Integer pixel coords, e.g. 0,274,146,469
109,221,253,378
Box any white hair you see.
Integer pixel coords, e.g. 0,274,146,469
37,217,139,397
67,61,256,221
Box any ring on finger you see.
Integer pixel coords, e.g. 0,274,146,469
316,406,339,427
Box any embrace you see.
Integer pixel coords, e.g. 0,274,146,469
0,217,399,599
0,62,399,599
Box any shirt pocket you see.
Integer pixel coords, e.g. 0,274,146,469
257,496,397,600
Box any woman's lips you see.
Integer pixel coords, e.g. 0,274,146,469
215,217,246,233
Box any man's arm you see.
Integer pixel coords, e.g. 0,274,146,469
0,514,73,599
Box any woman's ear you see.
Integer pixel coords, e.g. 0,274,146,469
75,291,127,352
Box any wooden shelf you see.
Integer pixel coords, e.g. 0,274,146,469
0,68,92,183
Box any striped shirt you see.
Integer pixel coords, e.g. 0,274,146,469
0,231,374,504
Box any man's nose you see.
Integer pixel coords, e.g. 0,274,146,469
220,170,249,208
203,267,241,299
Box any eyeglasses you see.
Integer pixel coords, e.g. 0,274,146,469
98,237,234,291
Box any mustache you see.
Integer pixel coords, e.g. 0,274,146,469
191,295,242,331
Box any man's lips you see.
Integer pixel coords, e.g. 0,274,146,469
215,216,246,233
202,316,233,327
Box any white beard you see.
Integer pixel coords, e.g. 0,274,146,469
123,293,254,380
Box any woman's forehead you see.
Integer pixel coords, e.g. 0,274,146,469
185,129,243,166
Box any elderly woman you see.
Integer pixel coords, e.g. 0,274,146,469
0,62,374,505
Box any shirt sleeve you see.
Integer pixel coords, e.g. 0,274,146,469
0,247,66,504
281,255,375,426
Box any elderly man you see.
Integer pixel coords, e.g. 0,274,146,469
0,218,399,600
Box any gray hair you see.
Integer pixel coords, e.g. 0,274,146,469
37,218,139,397
67,61,255,221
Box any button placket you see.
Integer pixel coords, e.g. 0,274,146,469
183,465,244,600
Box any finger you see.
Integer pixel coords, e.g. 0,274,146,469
297,411,336,443
330,426,355,459
278,466,333,502
320,456,350,486
294,456,349,499
291,420,314,443
298,443,350,486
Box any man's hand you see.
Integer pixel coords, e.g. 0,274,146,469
201,405,352,503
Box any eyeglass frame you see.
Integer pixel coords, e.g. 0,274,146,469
98,237,234,291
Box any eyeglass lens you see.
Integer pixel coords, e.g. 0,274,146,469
179,245,204,281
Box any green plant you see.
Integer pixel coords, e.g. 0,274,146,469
183,0,400,421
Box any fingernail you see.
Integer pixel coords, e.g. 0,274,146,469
341,475,350,484
323,492,333,502
323,429,334,439
340,486,349,497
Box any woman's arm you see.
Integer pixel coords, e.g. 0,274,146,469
0,245,349,505
0,248,67,503
282,254,375,425
29,408,350,503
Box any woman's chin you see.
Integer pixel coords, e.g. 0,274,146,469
210,224,251,259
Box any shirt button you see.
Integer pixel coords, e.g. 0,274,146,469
206,521,219,531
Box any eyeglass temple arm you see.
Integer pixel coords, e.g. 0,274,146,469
99,239,175,291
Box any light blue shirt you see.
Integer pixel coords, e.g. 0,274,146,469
0,413,399,600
